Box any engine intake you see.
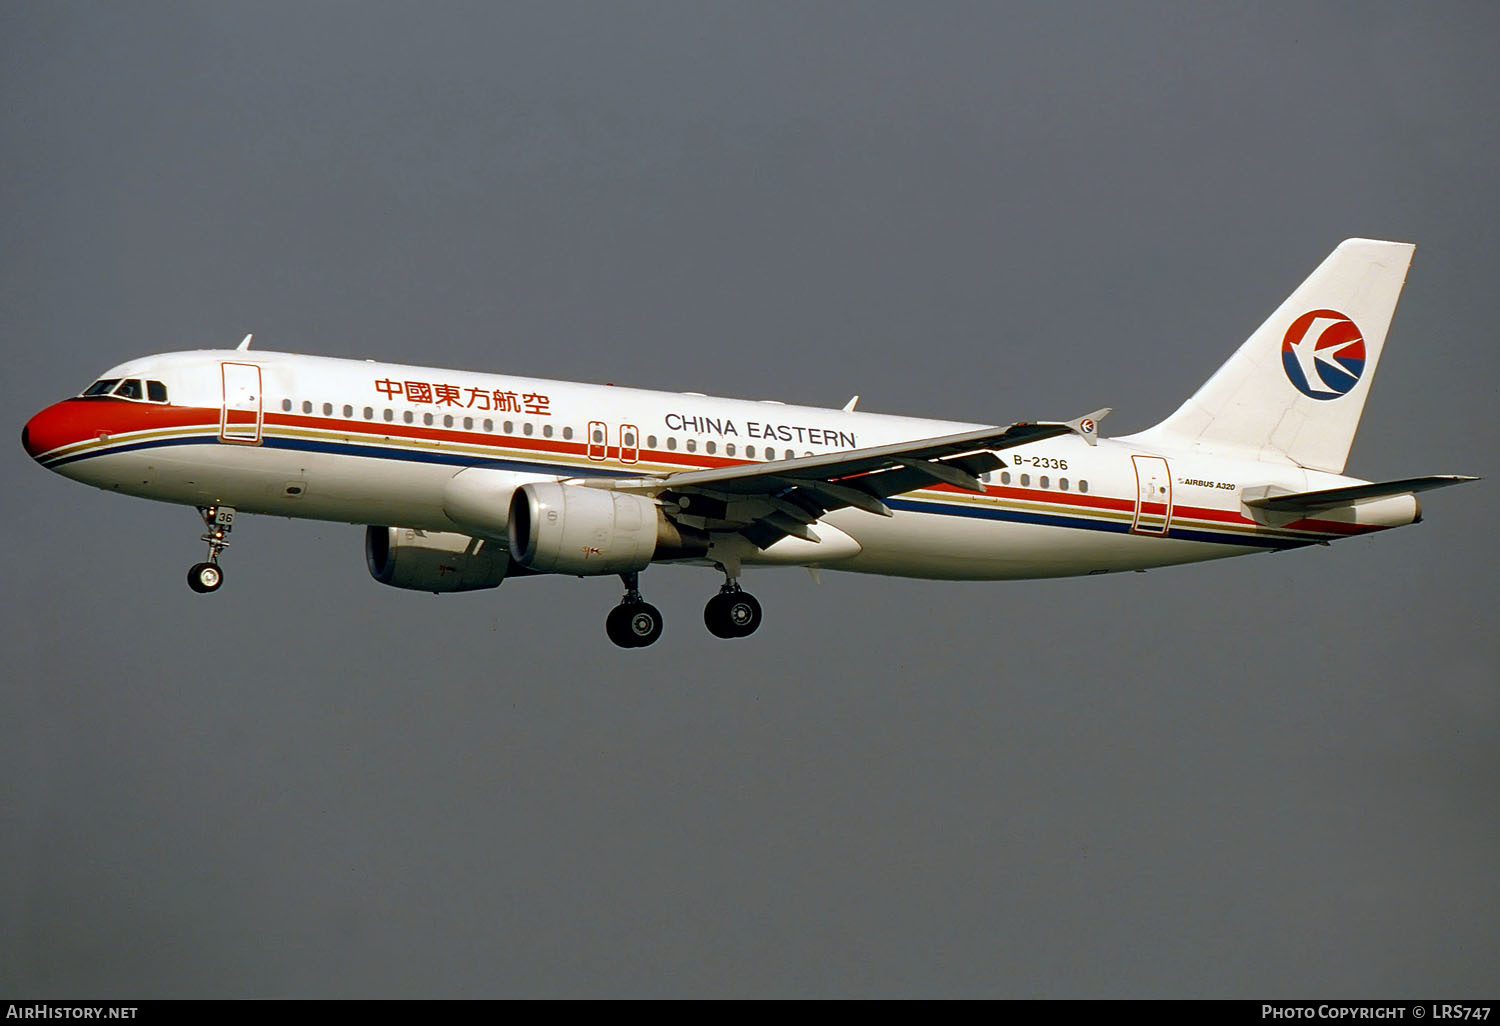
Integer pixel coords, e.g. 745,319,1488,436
365,526,509,593
508,482,707,574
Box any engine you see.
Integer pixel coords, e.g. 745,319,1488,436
508,482,708,575
365,526,509,593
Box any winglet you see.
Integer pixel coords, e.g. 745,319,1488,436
1066,408,1110,446
237,333,254,351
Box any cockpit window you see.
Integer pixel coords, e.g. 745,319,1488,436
79,377,168,402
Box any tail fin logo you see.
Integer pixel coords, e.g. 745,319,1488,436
1280,309,1366,400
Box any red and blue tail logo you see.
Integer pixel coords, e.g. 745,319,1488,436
1281,309,1365,400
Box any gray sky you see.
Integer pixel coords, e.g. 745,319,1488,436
3,1,1496,998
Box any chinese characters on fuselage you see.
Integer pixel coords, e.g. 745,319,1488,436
374,378,550,415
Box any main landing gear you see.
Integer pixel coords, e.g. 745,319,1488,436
187,505,234,594
605,571,665,649
601,568,765,648
704,582,762,640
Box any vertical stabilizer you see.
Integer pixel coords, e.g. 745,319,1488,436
1124,239,1414,473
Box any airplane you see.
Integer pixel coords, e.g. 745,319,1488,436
21,238,1476,647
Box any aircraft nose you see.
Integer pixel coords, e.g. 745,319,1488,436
22,400,87,462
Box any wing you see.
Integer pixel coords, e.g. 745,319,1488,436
603,409,1109,550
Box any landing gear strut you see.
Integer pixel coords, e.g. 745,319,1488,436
704,574,762,640
605,570,664,648
187,505,234,594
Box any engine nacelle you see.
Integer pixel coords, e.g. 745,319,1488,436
508,482,707,575
365,526,508,593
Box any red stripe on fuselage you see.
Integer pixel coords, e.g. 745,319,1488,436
26,401,1382,540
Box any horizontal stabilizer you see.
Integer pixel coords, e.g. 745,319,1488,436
1243,475,1478,514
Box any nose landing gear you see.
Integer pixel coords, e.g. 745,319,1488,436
187,505,234,594
605,570,664,648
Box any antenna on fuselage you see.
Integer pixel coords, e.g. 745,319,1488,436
237,334,253,351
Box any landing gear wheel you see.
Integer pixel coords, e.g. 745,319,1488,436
187,562,223,594
607,602,664,648
188,505,235,594
704,590,762,638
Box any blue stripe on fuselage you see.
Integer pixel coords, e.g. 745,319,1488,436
48,431,1311,549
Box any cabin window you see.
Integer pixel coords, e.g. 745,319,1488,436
647,435,658,449
523,422,534,436
343,405,353,418
1040,475,1049,489
705,440,716,455
591,427,604,444
322,402,332,415
1001,471,1011,485
442,415,453,427
423,413,433,426
483,419,494,432
147,381,168,403
686,439,697,453
383,409,394,422
1079,480,1089,494
302,401,313,414
666,437,678,451
746,445,756,459
363,407,373,419
83,379,121,397
543,424,553,438
504,421,514,434
562,426,574,441
1020,473,1030,487
1060,478,1069,491
785,449,795,460
403,411,414,424
463,417,474,430
282,399,293,412
725,443,736,457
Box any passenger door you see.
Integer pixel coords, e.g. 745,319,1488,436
1131,455,1172,534
219,362,263,444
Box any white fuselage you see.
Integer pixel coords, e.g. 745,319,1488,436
29,349,1411,581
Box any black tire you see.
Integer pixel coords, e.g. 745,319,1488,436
605,604,637,648
705,591,762,638
187,562,223,594
704,593,737,638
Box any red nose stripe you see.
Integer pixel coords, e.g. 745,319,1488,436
22,398,212,458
